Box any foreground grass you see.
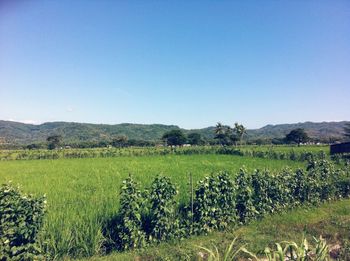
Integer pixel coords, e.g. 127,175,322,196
85,199,350,260
0,155,303,259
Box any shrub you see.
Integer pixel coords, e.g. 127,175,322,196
148,176,181,242
251,170,272,215
336,178,350,198
235,168,257,223
116,176,146,251
277,168,297,207
0,183,46,260
194,171,236,233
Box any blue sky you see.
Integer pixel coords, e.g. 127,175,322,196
0,1,349,129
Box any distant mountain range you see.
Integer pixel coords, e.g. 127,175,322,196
0,120,348,145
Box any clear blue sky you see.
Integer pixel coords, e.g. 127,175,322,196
1,1,349,129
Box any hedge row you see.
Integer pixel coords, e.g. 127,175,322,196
109,159,350,251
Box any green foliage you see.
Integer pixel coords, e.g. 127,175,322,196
194,172,236,233
335,177,350,198
286,128,309,145
233,122,247,146
214,122,231,146
251,170,273,215
235,168,257,223
148,176,181,242
213,122,246,146
187,133,204,145
196,237,245,261
46,135,62,150
162,130,187,146
111,135,128,148
198,236,330,261
262,236,329,261
0,183,46,260
116,176,146,251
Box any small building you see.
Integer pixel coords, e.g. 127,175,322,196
330,142,350,155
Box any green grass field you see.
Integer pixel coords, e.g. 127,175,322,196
0,154,304,259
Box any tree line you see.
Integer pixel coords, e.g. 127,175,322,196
29,122,350,150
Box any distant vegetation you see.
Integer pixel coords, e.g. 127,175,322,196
285,128,309,146
161,129,187,146
0,145,334,162
0,120,349,149
214,122,247,146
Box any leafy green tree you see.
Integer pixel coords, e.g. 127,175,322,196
162,130,187,146
112,135,128,147
344,123,350,141
285,128,309,146
187,133,204,145
46,135,62,150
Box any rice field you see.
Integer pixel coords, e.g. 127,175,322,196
0,154,304,259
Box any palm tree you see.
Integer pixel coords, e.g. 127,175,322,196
214,122,228,145
214,122,225,135
233,123,247,146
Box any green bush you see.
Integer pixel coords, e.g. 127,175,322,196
116,176,146,251
336,178,350,198
148,176,181,242
251,170,273,215
194,171,236,233
235,169,257,223
0,183,46,260
111,160,350,254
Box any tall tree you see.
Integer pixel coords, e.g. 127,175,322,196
233,122,247,146
162,130,187,146
214,122,229,145
187,132,204,145
285,128,309,146
112,135,128,147
47,135,62,150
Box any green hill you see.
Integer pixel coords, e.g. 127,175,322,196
0,120,348,146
